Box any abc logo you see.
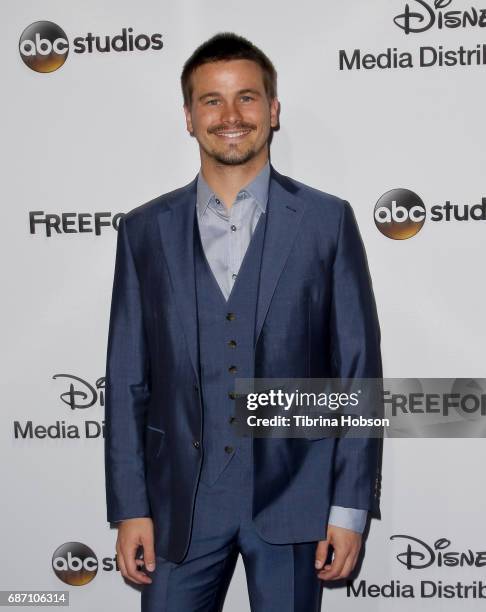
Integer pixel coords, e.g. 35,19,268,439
19,21,69,73
52,542,98,586
374,189,426,239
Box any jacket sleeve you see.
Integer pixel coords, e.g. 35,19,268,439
329,200,383,519
104,215,152,523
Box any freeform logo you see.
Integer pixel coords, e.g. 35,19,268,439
19,21,163,73
374,189,426,240
29,211,124,236
52,542,98,586
394,0,486,35
19,21,69,73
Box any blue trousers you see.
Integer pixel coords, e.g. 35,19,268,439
141,448,323,612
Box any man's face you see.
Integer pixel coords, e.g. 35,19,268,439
183,59,279,166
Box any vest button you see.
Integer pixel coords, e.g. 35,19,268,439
229,416,237,424
224,445,234,454
228,391,237,400
228,340,237,348
228,365,237,374
226,312,236,321
193,440,200,449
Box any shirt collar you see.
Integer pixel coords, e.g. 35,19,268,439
196,161,270,218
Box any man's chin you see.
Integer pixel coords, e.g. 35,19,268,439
211,148,257,166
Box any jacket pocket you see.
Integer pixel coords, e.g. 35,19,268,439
145,425,165,459
305,434,332,441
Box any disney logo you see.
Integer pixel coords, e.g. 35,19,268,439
394,0,486,34
394,0,439,34
390,535,486,569
52,374,105,410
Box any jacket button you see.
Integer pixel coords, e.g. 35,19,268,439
224,445,234,454
226,312,236,321
228,365,237,374
228,391,237,400
229,416,236,424
193,440,200,449
228,340,237,348
194,384,199,392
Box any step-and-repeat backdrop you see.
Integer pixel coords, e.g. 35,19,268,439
3,0,485,610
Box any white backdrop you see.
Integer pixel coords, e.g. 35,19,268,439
2,0,485,609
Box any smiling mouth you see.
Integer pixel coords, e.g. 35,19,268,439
213,129,252,139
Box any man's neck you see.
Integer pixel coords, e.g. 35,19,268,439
200,152,269,210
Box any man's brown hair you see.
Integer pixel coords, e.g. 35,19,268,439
181,32,277,107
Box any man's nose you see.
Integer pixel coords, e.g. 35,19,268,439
220,102,243,124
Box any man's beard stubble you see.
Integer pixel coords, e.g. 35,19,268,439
201,122,265,166
210,145,258,166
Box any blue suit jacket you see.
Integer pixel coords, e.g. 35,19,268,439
104,165,383,563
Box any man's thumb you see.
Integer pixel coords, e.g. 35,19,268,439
315,540,329,570
142,536,156,572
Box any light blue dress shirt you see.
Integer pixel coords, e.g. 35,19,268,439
195,161,368,534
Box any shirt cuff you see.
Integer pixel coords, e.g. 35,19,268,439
328,505,368,533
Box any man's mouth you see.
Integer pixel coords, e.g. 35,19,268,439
213,129,252,139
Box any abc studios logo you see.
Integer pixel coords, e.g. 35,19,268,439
19,21,69,73
19,21,164,73
52,542,98,585
374,189,426,239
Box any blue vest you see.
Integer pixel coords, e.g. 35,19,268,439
194,210,267,485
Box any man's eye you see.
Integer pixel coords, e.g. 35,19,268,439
241,96,254,102
206,99,219,105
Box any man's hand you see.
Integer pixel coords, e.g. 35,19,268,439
116,517,156,585
314,524,362,581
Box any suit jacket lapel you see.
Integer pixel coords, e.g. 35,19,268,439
157,177,200,385
254,166,307,346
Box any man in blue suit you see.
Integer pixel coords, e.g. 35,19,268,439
105,32,382,611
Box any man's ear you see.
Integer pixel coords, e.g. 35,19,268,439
270,97,280,130
183,104,194,136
